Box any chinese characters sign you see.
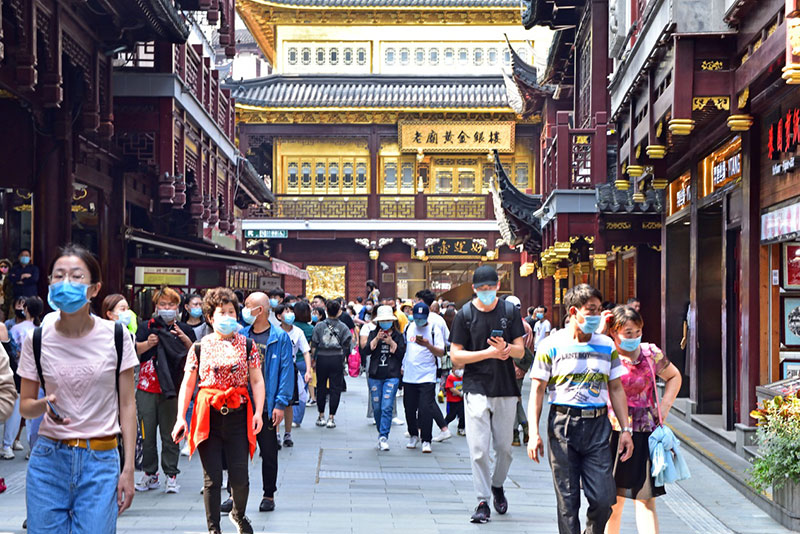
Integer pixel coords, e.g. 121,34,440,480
399,122,515,153
668,172,691,216
425,238,487,258
767,107,800,160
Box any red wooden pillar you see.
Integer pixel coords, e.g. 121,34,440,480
670,37,695,136
555,111,570,189
368,127,379,219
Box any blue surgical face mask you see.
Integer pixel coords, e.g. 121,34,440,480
269,298,279,308
48,281,90,314
214,315,240,336
414,318,427,328
311,315,319,323
578,313,602,334
475,290,497,306
242,307,257,325
116,310,133,327
157,309,177,323
536,313,544,320
618,335,642,352
406,313,413,321
283,313,295,326
379,321,393,331
189,307,203,318
19,256,30,265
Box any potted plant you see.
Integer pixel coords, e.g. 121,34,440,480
749,392,800,512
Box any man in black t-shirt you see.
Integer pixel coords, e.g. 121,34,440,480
450,266,525,524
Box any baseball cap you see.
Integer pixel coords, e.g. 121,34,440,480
472,265,499,286
506,295,521,308
412,301,430,321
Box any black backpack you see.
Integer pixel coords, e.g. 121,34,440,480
33,322,125,465
461,299,515,336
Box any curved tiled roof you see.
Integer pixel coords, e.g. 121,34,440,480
229,75,510,109
248,0,518,8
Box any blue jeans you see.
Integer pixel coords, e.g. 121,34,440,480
2,396,22,448
27,437,120,534
368,377,400,438
294,360,308,424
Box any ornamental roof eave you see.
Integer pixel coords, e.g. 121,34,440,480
243,0,520,9
493,151,543,250
226,74,512,111
239,158,275,204
521,0,584,30
595,183,665,214
129,0,190,43
503,37,554,118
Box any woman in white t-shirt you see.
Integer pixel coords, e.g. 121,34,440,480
274,304,311,447
18,244,138,534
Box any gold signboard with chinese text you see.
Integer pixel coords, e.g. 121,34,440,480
425,238,487,259
399,122,515,153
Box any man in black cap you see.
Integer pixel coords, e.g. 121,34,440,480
449,265,526,523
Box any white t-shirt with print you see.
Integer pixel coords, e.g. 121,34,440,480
533,319,551,349
403,321,445,384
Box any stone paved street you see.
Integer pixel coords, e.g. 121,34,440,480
0,376,791,534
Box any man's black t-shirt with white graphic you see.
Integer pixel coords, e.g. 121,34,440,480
449,301,525,397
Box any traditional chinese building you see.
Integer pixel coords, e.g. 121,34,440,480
233,0,553,303
499,0,664,340
0,0,287,310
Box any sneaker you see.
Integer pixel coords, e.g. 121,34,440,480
512,431,521,447
220,497,233,513
283,433,294,447
378,437,390,451
306,399,317,407
491,486,508,514
12,440,24,451
165,475,180,494
292,422,300,428
392,417,405,426
228,511,254,534
0,446,14,460
471,500,491,523
522,422,530,444
406,435,419,449
22,518,27,529
180,443,191,456
457,428,466,436
421,441,432,453
437,390,445,403
259,497,275,512
326,417,336,429
316,416,326,427
432,428,452,442
135,473,160,492
0,477,6,494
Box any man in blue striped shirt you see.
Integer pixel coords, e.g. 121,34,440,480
526,284,633,534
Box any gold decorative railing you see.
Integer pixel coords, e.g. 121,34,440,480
379,196,415,219
427,196,486,219
274,196,368,218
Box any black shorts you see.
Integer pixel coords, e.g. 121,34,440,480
610,430,666,500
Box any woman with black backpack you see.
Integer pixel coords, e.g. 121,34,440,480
17,243,138,534
310,299,352,429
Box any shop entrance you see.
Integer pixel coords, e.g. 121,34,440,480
666,218,690,397
724,228,742,428
697,206,723,414
395,261,513,306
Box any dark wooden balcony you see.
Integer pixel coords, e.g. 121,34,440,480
541,111,608,196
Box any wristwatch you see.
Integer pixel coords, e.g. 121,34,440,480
621,426,633,434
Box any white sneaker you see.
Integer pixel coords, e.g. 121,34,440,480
180,443,190,457
165,475,180,494
421,441,432,454
135,473,160,491
392,417,405,426
12,440,24,451
378,437,390,451
0,446,14,460
406,435,419,449
432,428,452,442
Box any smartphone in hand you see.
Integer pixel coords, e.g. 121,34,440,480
46,400,65,421
490,329,504,339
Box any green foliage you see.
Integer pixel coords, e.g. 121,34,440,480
748,393,800,493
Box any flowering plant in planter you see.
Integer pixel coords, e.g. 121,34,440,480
749,392,800,493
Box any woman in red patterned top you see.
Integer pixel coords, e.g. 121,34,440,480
171,288,265,534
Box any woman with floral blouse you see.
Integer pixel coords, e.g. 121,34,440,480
172,288,265,534
606,305,682,534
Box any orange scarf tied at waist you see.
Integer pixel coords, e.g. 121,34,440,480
188,387,256,459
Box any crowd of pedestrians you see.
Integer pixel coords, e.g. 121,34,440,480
0,245,685,534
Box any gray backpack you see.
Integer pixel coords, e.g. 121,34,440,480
318,319,344,353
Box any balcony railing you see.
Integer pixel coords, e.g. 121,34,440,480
248,194,492,220
541,111,608,196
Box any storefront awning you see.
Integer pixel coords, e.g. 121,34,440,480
270,257,309,280
125,227,273,271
